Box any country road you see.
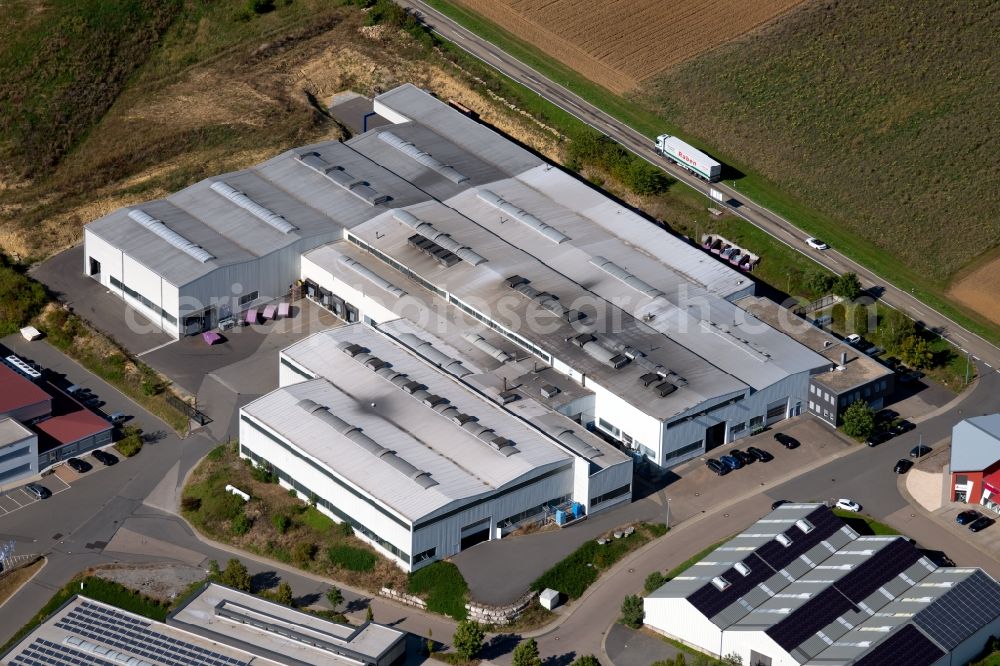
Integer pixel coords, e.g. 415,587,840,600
396,0,1000,373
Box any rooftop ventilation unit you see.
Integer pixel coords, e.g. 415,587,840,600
127,209,215,263
711,576,731,591
589,256,664,299
550,427,603,459
540,385,560,399
408,234,461,267
209,181,297,234
377,131,469,184
655,381,677,397
498,390,519,405
394,210,487,266
796,519,815,534
402,380,426,394
505,275,530,289
363,356,389,371
338,256,407,298
462,333,512,363
476,189,570,244
397,332,473,377
337,342,368,357
422,394,448,408
776,533,793,547
296,152,390,205
639,372,660,387
734,562,751,577
489,436,520,457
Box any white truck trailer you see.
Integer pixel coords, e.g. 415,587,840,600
655,135,722,182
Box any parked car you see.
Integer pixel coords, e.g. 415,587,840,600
806,237,830,250
65,457,92,473
91,449,118,466
876,409,898,423
774,433,799,449
866,431,889,447
909,444,933,458
730,449,754,465
891,420,916,436
107,412,129,425
720,455,743,471
706,458,729,476
835,498,861,512
845,334,862,345
24,483,51,500
771,499,790,511
893,459,913,474
969,516,995,533
747,447,773,463
956,510,982,526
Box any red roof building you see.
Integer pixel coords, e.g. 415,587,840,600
0,364,51,422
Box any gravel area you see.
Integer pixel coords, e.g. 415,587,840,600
93,563,208,602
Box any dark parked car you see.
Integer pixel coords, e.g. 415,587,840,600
774,433,799,449
956,510,982,526
876,409,898,423
65,457,91,473
91,449,118,466
720,455,743,471
747,447,774,463
771,499,790,510
24,483,50,500
969,516,995,533
730,449,754,465
909,444,933,458
890,420,916,436
893,459,913,474
705,458,728,476
866,431,889,447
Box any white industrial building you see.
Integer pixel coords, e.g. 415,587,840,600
3,583,406,666
645,503,1000,666
241,322,631,570
86,83,841,466
0,418,38,487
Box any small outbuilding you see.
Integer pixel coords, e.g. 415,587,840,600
539,588,561,611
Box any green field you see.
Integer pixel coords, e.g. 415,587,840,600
422,0,1000,347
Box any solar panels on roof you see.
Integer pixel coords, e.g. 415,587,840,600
590,256,665,299
852,623,944,666
296,152,390,205
913,569,1000,650
209,181,297,234
338,256,407,298
377,131,470,184
393,209,487,266
476,189,570,244
127,209,215,263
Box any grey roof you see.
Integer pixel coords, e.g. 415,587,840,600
0,417,34,446
261,323,575,523
169,583,404,665
950,414,1000,472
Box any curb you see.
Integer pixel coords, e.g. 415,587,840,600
0,556,47,611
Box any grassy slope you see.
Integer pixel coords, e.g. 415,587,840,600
422,0,1000,347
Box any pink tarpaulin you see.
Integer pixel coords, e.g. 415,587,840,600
277,302,290,318
202,331,221,345
262,304,276,320
245,308,258,324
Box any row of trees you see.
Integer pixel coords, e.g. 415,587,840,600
567,128,673,196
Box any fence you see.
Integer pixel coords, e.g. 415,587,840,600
166,395,212,426
792,294,842,316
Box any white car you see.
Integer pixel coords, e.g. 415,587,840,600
845,334,862,345
835,498,861,512
806,237,830,250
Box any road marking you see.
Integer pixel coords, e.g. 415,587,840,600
973,356,981,361
136,339,176,357
6,492,24,507
985,363,993,368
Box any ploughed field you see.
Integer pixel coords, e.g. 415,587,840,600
448,0,804,92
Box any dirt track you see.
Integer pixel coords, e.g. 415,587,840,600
451,0,805,92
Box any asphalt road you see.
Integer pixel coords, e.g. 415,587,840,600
396,0,1000,374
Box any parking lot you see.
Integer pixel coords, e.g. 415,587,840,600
0,474,70,516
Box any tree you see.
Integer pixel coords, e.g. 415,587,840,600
833,272,863,300
722,653,743,666
207,559,221,581
452,620,485,661
325,586,344,610
511,638,542,666
805,271,835,296
220,558,252,592
572,656,602,666
851,303,873,336
899,335,934,369
620,594,645,629
877,308,916,353
842,400,876,440
274,581,294,606
365,606,374,622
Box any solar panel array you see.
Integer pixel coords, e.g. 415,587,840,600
53,601,250,666
914,570,1000,650
12,637,119,666
688,553,772,618
853,623,945,666
769,585,855,651
755,506,843,571
837,538,921,603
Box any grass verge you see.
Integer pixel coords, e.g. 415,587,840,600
0,558,44,607
531,522,667,600
833,510,900,536
407,561,469,621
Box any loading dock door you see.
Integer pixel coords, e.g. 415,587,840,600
460,518,491,551
705,422,726,450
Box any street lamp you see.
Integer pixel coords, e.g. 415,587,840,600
666,498,672,529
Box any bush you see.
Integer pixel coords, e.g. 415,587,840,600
512,638,542,666
292,541,317,564
620,594,644,629
531,526,656,599
327,544,377,572
644,571,667,594
251,462,277,484
272,514,291,534
899,335,933,369
274,581,294,605
325,586,344,609
452,620,485,660
0,256,48,336
833,272,863,300
572,657,601,666
220,558,252,591
201,491,245,523
567,127,671,196
231,513,252,536
206,445,226,461
805,271,836,297
180,495,201,512
248,0,275,14
115,427,144,458
408,561,469,620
